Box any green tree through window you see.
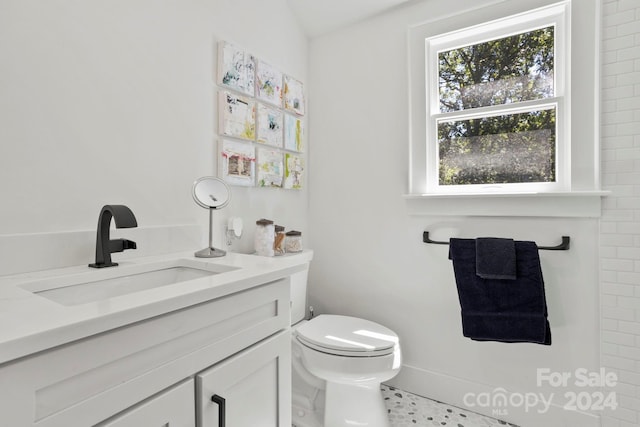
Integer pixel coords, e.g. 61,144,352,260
436,26,557,185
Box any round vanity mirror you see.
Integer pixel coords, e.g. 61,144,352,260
192,176,231,210
192,177,231,258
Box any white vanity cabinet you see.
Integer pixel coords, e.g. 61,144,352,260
0,277,291,427
196,331,291,427
96,380,196,427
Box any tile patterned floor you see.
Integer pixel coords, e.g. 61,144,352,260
381,385,519,427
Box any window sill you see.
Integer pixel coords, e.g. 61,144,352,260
403,191,610,218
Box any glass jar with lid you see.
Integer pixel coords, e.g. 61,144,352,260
254,219,275,256
285,230,303,253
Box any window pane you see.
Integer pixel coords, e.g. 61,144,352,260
438,26,554,112
438,109,556,185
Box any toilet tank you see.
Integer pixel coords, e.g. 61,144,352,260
290,262,309,324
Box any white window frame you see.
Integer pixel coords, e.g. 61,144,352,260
408,0,601,202
424,2,569,194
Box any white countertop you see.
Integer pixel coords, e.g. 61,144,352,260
0,250,313,366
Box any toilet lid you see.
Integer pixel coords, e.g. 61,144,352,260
295,315,398,357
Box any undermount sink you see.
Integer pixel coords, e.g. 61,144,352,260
19,260,238,306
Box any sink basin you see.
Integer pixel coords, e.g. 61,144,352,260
19,260,238,306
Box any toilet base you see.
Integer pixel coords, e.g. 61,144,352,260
324,381,390,427
292,401,323,427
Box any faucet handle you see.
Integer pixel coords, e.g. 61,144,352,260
108,239,137,253
122,239,137,250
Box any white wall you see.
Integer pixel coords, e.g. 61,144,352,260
0,0,308,274
3,1,638,425
307,1,601,425
600,1,640,425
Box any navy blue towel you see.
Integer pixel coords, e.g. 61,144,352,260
476,237,516,280
448,238,551,345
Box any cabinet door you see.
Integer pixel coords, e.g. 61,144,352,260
96,379,195,427
196,331,291,427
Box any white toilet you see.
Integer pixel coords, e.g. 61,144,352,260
290,266,402,427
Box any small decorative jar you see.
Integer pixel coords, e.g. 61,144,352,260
285,230,303,253
255,219,275,256
274,225,286,256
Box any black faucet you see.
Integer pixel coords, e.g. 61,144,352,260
89,205,138,268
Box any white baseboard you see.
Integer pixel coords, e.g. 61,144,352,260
386,364,601,427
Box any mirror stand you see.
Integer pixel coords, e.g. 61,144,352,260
192,176,231,258
195,208,226,258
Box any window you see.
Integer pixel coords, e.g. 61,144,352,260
425,3,568,193
407,0,602,215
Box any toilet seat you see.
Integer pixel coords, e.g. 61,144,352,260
295,315,398,357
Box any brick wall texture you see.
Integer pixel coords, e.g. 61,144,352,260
601,0,640,425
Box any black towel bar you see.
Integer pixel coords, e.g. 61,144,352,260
423,232,570,251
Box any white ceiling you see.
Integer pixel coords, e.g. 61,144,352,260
287,0,414,38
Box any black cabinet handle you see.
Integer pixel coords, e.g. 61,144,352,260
211,394,226,427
